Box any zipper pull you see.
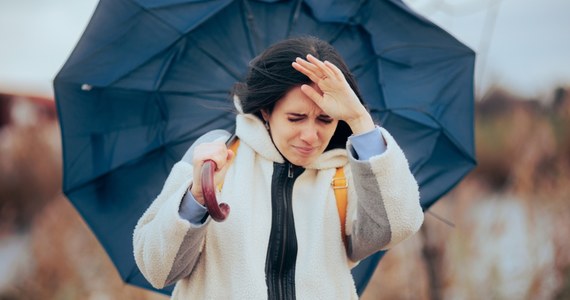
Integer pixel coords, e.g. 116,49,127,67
288,163,293,178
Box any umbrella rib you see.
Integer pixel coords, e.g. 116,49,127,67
164,90,232,100
99,85,231,97
325,0,366,44
241,0,260,57
375,51,471,68
188,37,243,80
132,0,229,35
426,209,455,228
64,142,92,191
380,43,473,56
152,40,186,91
351,56,377,77
285,0,304,37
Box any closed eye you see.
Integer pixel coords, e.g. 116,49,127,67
288,118,304,122
286,113,333,124
318,116,334,124
287,113,306,123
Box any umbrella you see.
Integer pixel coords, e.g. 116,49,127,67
54,0,476,296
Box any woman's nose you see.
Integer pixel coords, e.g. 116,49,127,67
299,124,319,144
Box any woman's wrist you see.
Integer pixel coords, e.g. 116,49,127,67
346,112,375,135
189,185,205,205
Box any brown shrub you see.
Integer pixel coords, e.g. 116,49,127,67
5,195,167,299
0,122,61,234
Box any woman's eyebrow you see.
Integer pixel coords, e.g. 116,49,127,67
287,113,306,117
286,113,332,119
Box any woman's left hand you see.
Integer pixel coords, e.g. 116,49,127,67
292,54,375,134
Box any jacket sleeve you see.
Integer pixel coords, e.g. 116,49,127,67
132,130,230,289
345,127,424,262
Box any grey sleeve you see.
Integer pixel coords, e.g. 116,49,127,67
344,128,423,262
163,225,209,286
345,155,391,262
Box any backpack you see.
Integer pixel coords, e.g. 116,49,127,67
223,138,348,249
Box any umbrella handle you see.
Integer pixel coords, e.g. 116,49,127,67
200,159,230,222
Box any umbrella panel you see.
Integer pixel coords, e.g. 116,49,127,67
59,84,235,193
68,147,179,294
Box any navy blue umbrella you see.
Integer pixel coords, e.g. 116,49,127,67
54,0,475,295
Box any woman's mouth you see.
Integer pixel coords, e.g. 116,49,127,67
293,146,315,156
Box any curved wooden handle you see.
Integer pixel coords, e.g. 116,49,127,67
200,160,230,222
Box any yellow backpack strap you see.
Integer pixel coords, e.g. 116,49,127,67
332,167,348,250
228,138,240,156
217,137,240,190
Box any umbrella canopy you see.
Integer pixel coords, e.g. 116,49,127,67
54,0,476,295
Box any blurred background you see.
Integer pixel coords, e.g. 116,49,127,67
1,0,569,299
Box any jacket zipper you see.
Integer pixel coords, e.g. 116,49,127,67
277,162,293,299
266,162,301,300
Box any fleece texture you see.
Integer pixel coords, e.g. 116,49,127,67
133,113,423,299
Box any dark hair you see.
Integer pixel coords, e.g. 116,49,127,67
233,36,365,150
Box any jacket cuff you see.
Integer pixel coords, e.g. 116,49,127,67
179,186,209,226
347,126,387,160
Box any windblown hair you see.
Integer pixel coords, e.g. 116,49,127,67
233,36,365,150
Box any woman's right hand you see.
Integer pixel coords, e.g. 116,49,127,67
190,141,234,205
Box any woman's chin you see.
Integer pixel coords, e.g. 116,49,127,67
282,146,322,167
287,155,316,167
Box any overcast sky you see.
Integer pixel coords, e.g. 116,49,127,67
0,0,569,99
406,0,570,99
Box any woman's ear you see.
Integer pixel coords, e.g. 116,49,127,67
260,109,270,122
260,109,271,131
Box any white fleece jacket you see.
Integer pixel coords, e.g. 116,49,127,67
133,113,423,299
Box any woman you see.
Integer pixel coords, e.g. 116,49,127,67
133,36,423,299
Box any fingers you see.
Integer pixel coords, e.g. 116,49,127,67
190,143,233,205
215,149,234,176
323,60,344,79
292,59,323,83
292,54,338,83
212,149,233,184
193,141,231,172
306,54,336,79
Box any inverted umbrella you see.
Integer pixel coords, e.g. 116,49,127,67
54,0,476,295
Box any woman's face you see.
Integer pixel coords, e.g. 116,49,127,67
261,86,338,167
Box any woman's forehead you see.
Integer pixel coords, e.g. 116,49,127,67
274,86,324,115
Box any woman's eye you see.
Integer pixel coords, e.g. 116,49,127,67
288,118,303,122
319,118,333,124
